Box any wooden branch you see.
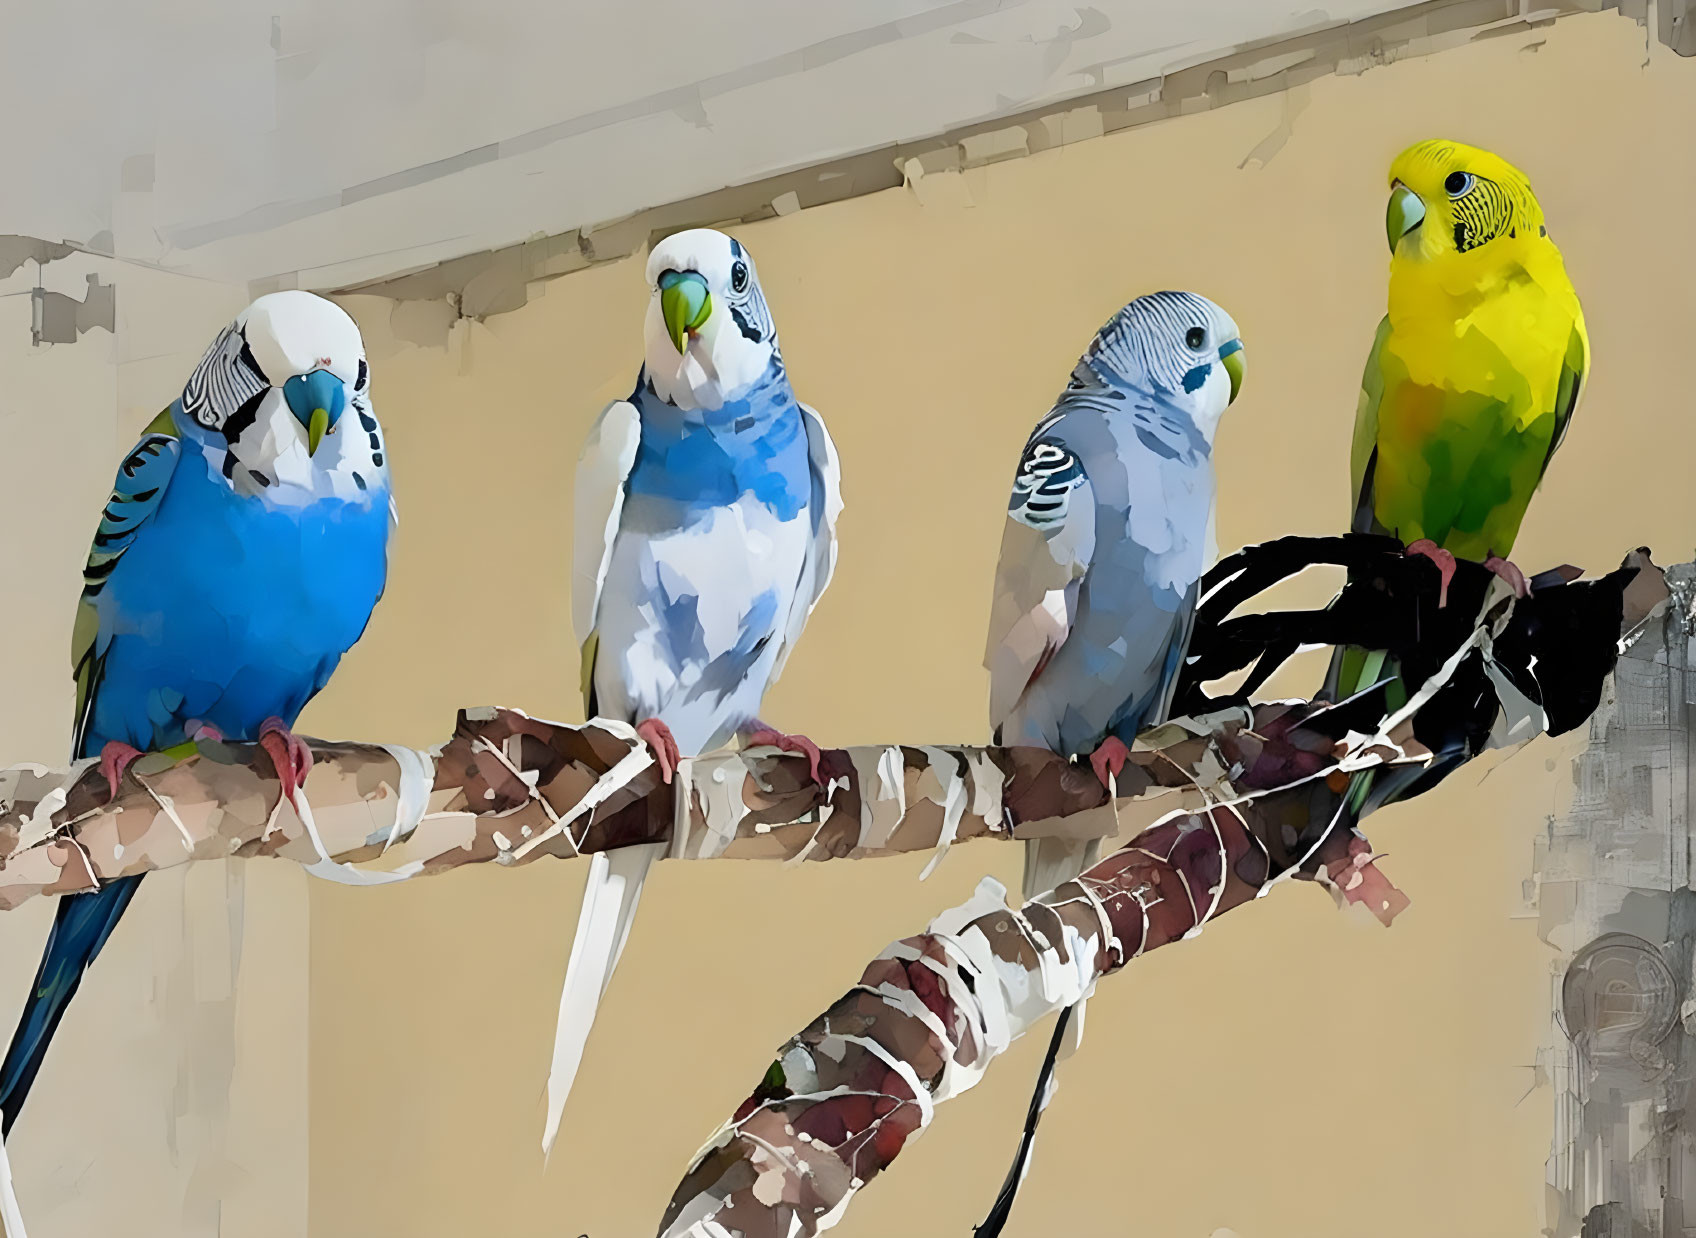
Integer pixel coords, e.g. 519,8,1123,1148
656,547,1676,1238
0,704,1382,910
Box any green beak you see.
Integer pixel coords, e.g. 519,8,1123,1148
660,271,712,353
1386,183,1426,252
1218,339,1245,404
307,406,330,457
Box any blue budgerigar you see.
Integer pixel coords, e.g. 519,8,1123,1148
0,291,395,1132
978,291,1244,1228
546,228,843,1151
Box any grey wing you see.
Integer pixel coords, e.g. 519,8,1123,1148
769,401,843,682
984,436,1096,732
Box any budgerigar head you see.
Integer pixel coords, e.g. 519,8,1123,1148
180,291,384,500
642,228,780,412
1385,139,1547,262
1083,291,1245,439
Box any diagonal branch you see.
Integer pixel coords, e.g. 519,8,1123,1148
656,545,1674,1238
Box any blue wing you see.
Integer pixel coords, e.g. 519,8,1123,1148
70,414,182,755
0,412,180,1133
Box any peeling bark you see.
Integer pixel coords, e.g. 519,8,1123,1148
0,700,1414,911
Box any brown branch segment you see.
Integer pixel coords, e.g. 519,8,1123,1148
0,705,1368,909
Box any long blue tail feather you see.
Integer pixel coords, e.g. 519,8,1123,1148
0,874,144,1133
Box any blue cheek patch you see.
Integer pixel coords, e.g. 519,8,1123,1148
1182,362,1212,393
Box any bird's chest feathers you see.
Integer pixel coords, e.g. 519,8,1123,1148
609,495,807,671
1386,261,1567,427
117,455,389,659
1377,275,1564,509
1109,419,1214,593
627,397,810,522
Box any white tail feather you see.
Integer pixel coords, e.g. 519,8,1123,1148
541,840,664,1157
0,1124,28,1238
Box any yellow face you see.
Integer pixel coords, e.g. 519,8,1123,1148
1384,139,1544,260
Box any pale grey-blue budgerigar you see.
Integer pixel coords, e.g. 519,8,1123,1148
979,290,1244,1228
547,228,843,1155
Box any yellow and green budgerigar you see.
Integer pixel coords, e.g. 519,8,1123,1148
1326,138,1588,811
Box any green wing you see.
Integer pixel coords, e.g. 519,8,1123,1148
1538,321,1587,484
1324,316,1398,705
70,408,182,755
1348,315,1393,536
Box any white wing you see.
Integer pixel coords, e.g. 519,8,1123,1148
548,400,648,1155
770,401,843,682
571,400,642,649
984,437,1096,732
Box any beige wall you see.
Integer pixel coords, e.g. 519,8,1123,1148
310,14,1696,1236
4,8,1695,1238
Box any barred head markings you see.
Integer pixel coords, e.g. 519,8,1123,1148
181,325,268,433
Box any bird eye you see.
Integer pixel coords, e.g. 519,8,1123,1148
730,261,749,294
1445,171,1474,199
1185,327,1207,350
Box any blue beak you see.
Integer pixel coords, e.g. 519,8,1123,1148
283,370,345,456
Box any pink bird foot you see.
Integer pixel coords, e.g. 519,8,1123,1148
1483,554,1529,599
635,718,682,785
97,741,145,802
1088,735,1132,792
1404,538,1457,608
184,720,225,743
745,724,825,785
258,717,314,808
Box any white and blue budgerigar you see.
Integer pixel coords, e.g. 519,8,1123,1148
0,292,394,1134
547,227,843,1151
978,291,1244,1227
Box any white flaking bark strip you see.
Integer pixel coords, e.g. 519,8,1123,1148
914,747,968,881
509,717,650,860
665,876,1112,1238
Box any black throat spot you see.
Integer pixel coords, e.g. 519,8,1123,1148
729,305,762,344
220,386,271,446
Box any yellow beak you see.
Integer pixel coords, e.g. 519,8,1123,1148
307,407,330,457
1219,340,1245,404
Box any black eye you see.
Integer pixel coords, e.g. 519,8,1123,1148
1445,171,1474,198
1185,327,1207,350
730,261,749,293
355,358,368,391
